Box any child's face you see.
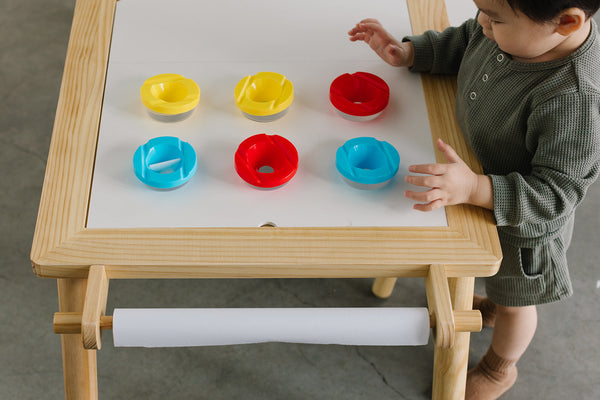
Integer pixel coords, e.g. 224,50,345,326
473,0,566,62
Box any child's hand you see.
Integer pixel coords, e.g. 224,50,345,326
348,19,414,67
404,139,493,211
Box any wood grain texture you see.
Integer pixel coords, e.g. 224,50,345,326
31,0,501,282
57,278,98,399
31,0,116,270
81,266,109,350
372,277,399,298
431,277,475,400
425,265,455,349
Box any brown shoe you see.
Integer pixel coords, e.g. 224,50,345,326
466,347,518,400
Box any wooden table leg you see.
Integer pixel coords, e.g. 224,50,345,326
431,276,474,400
372,277,397,298
57,278,98,400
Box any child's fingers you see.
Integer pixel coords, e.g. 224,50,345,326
405,174,443,189
348,22,385,38
349,32,368,42
436,139,462,163
348,25,374,41
348,25,363,36
357,18,381,25
404,188,443,203
407,163,448,175
413,200,444,212
348,19,380,35
358,21,386,34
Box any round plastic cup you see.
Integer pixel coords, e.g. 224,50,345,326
330,72,390,122
335,137,400,190
234,72,294,122
234,133,298,189
140,74,200,122
133,136,197,189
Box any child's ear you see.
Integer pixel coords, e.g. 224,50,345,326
555,8,586,36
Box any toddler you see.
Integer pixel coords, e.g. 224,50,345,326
349,0,600,398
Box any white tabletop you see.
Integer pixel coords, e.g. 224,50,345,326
87,0,471,228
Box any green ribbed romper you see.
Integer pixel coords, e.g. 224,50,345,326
405,18,600,306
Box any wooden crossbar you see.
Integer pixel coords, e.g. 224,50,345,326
54,263,481,350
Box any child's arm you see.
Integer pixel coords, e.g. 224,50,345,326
348,19,415,67
350,18,478,74
404,139,493,211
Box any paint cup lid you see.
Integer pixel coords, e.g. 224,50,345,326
330,72,389,118
235,133,298,189
234,72,294,117
140,74,200,115
133,136,197,189
336,137,399,186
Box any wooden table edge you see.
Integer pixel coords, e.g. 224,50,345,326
30,0,502,280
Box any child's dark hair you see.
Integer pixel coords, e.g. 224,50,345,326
504,0,600,22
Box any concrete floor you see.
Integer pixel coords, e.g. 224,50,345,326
1,0,599,399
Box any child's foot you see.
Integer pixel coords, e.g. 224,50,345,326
466,347,518,400
473,295,497,328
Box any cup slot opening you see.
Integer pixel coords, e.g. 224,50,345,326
247,78,282,103
348,145,385,171
342,83,376,104
257,165,275,174
146,145,182,174
151,82,189,103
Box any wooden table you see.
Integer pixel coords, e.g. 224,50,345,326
31,0,501,398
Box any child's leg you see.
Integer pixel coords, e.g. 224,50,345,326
466,305,537,400
492,304,537,359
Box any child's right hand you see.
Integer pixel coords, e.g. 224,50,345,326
348,19,414,67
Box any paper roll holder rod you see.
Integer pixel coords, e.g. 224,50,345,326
53,265,482,350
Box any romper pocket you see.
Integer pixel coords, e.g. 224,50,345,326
519,247,544,278
487,242,546,301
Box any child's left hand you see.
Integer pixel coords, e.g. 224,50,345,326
404,139,493,212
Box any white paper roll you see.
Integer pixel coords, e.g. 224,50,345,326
112,308,430,347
